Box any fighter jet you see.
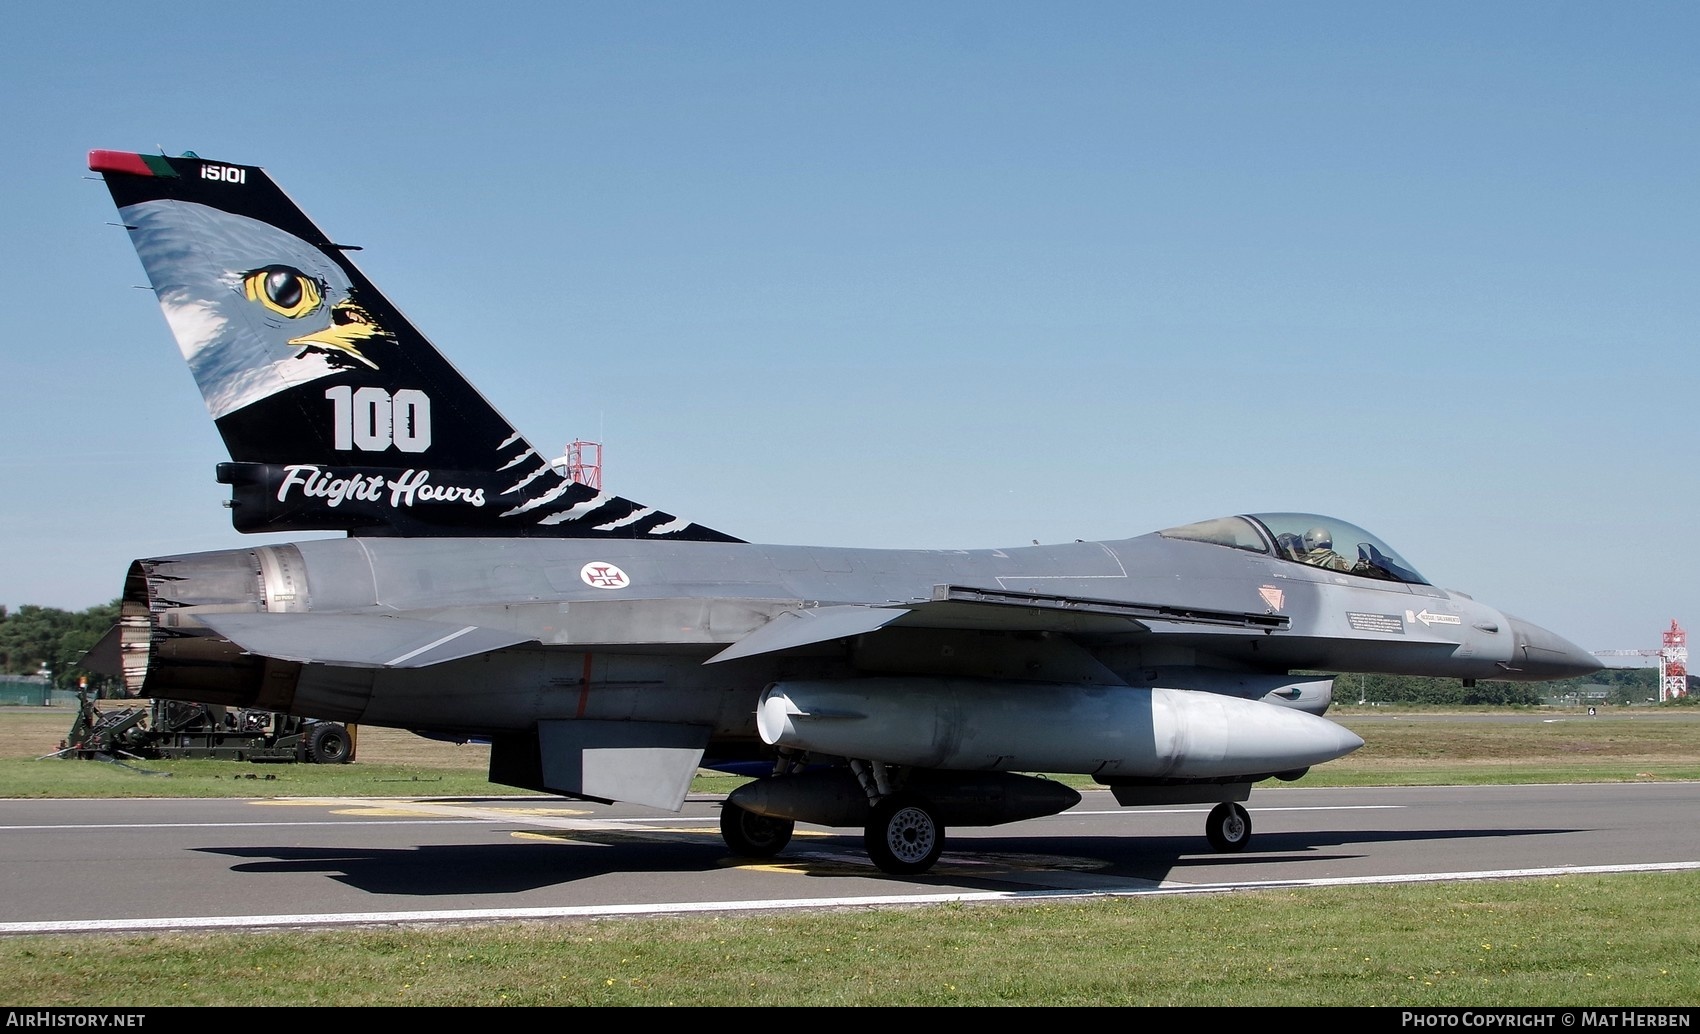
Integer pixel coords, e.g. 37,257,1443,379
86,150,1600,875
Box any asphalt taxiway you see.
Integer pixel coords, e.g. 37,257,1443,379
3,783,1697,935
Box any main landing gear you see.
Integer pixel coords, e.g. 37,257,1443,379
716,769,1252,873
864,793,944,875
719,791,948,876
719,801,795,858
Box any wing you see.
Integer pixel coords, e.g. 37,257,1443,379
706,584,1290,665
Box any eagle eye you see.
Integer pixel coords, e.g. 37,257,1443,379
243,265,325,319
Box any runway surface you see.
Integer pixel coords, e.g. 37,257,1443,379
4,782,1698,936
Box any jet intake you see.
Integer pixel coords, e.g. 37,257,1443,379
758,677,1364,779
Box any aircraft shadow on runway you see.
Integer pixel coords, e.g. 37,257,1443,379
190,823,1583,895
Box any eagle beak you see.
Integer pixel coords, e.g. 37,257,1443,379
289,301,384,369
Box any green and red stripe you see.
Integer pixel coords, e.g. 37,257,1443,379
87,150,180,177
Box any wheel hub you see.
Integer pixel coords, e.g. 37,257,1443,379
886,807,936,862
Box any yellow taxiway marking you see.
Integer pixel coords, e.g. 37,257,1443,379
249,798,597,819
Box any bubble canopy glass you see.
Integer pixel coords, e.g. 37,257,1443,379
1158,512,1428,585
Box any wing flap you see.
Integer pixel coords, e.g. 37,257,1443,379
195,612,537,668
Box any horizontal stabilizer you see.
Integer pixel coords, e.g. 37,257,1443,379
76,624,124,677
195,612,536,668
705,604,910,664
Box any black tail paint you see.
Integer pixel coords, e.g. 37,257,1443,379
90,150,738,541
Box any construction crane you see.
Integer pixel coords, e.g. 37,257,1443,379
1594,619,1689,702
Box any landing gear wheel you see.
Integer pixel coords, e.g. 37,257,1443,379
305,722,352,764
1206,801,1251,852
719,802,794,857
864,793,944,875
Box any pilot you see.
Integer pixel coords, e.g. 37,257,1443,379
1300,527,1354,572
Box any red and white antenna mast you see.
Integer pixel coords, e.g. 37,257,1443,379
1660,620,1688,702
559,440,602,490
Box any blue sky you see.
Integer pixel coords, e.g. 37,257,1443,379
1,2,1693,656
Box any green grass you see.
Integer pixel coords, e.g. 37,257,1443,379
4,876,1696,1006
4,705,1699,1006
1294,710,1700,786
0,756,511,798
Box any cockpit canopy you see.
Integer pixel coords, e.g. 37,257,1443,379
1158,512,1428,585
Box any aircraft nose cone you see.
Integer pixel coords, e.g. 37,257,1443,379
1506,615,1603,679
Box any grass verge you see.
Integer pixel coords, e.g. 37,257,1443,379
3,875,1695,1006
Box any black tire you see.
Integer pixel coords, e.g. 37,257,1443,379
864,793,944,875
1206,801,1251,852
719,802,794,857
305,722,352,764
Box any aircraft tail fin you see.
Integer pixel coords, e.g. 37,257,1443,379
88,149,738,542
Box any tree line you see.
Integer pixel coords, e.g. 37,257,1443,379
0,602,121,694
1326,666,1684,707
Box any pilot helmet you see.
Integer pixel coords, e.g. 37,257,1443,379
1303,527,1332,552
